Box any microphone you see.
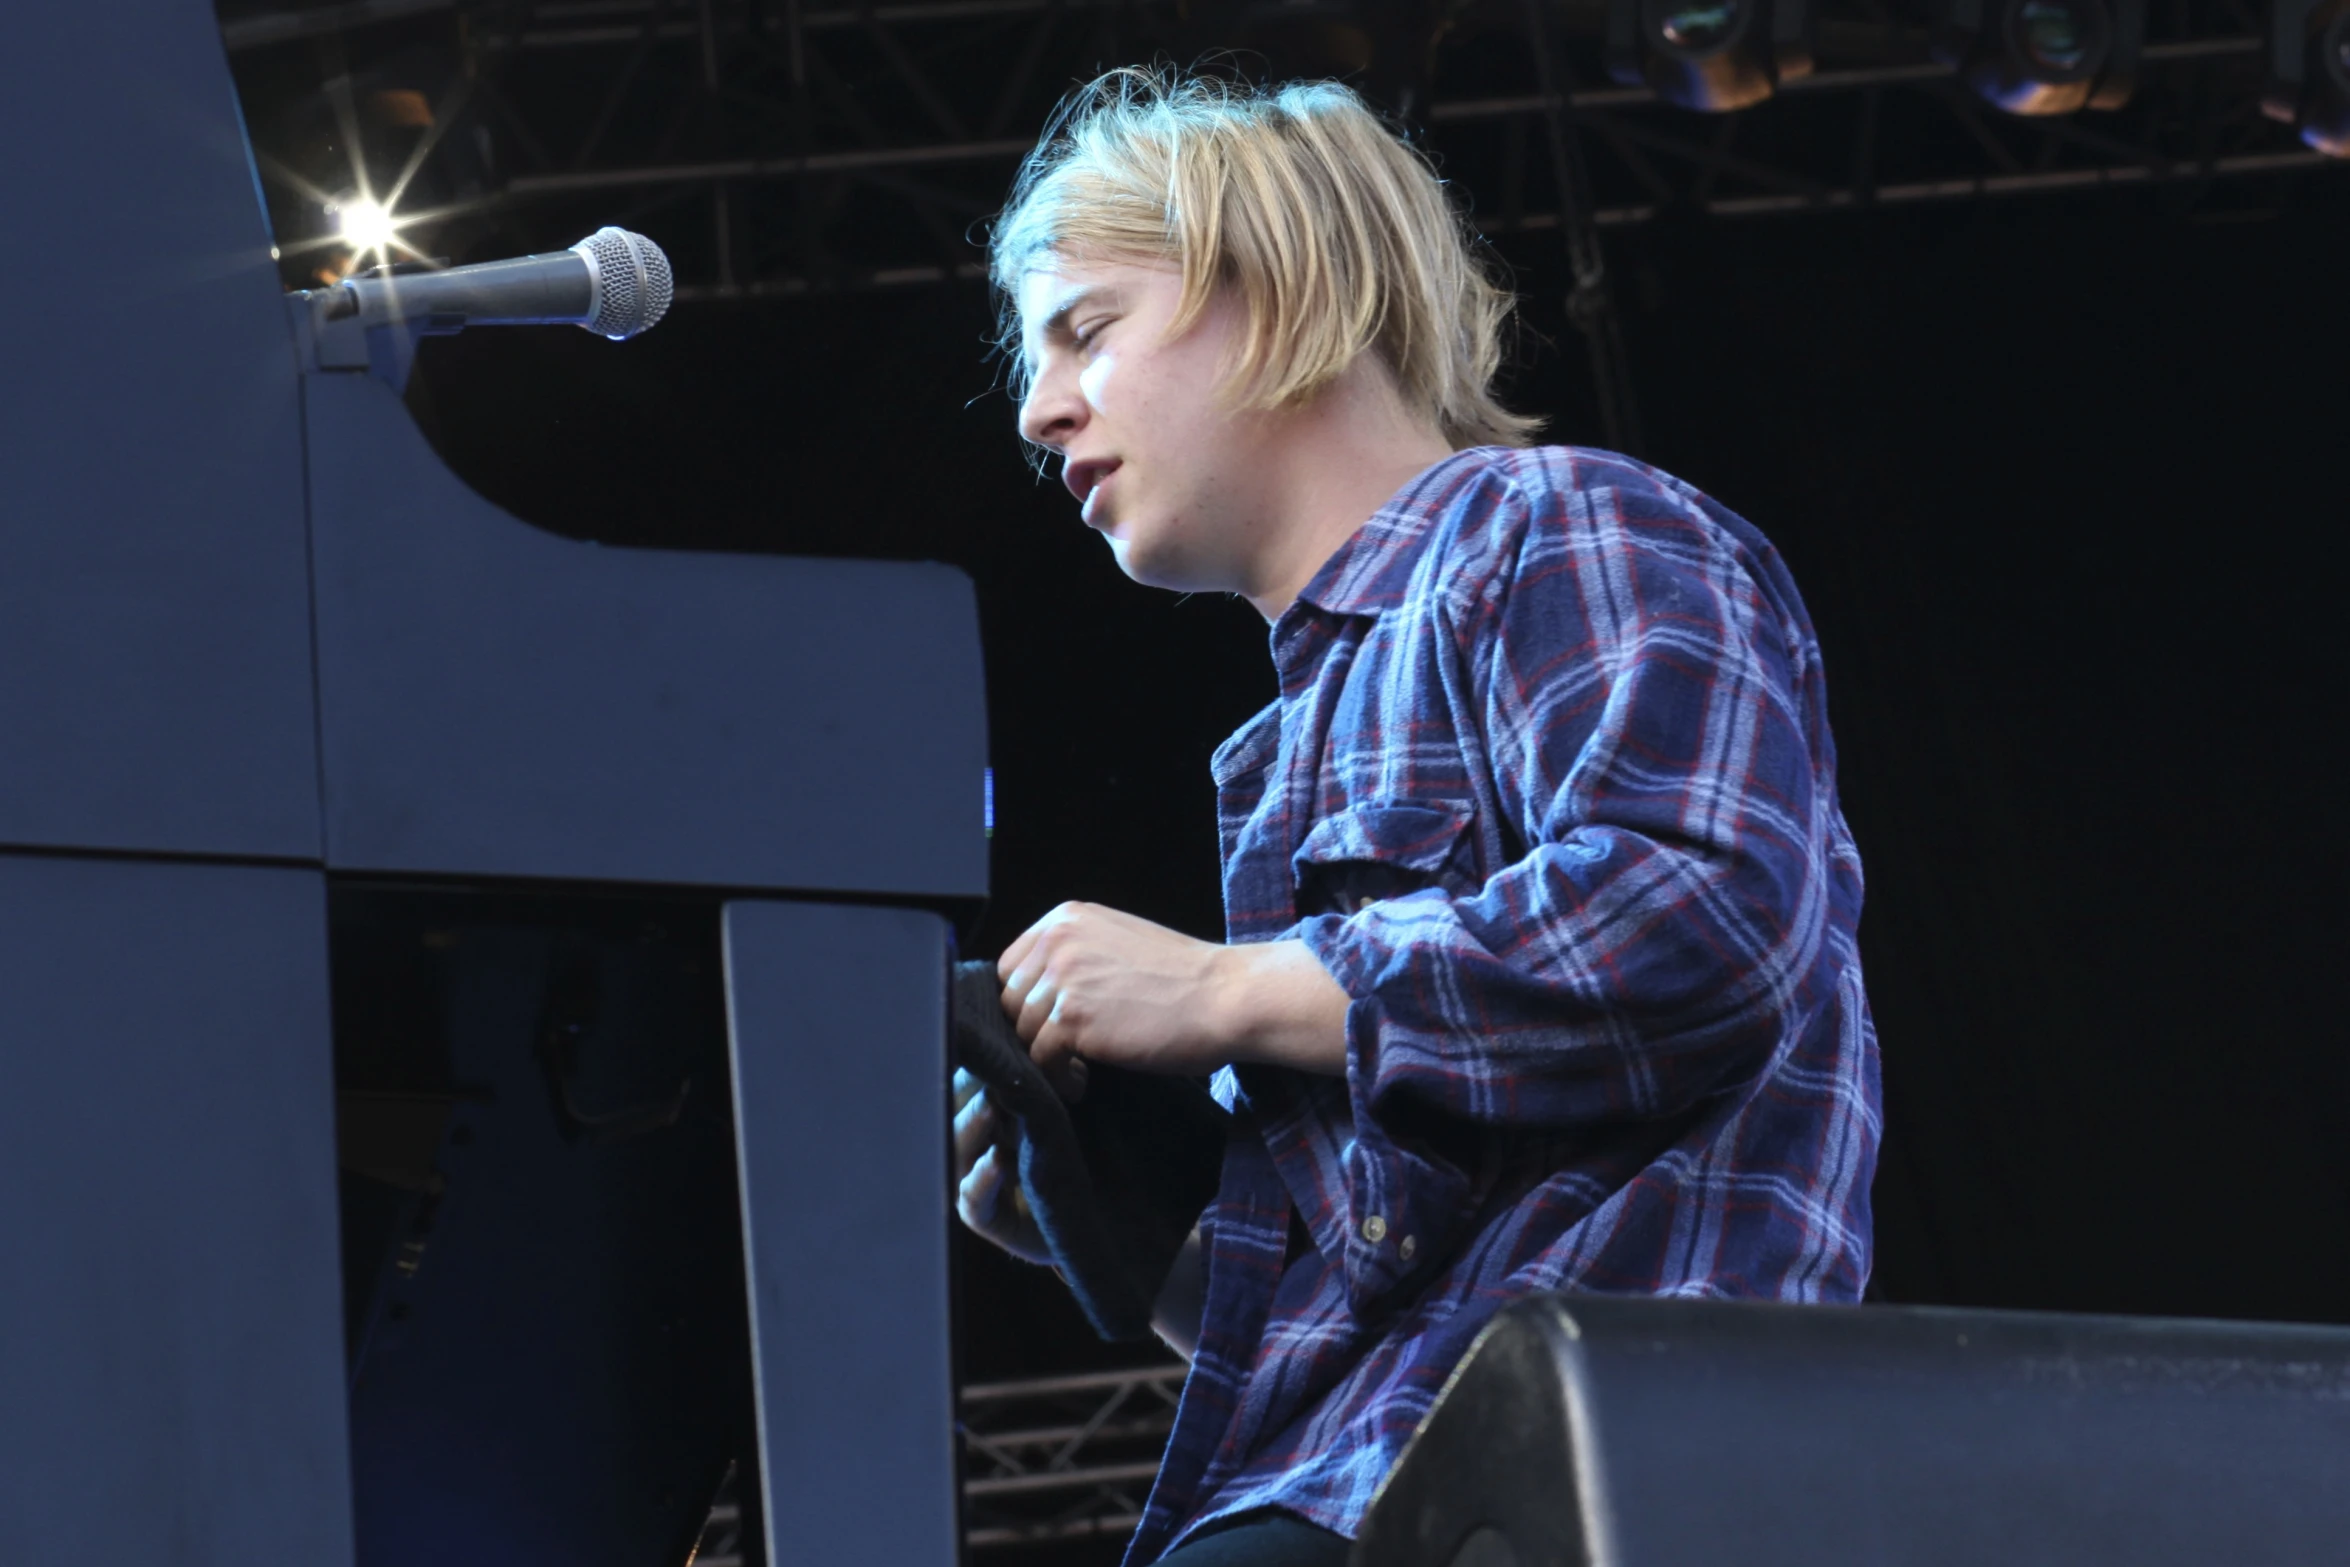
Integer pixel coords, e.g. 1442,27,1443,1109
330,227,675,340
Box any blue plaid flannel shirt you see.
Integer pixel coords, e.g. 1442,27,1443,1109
1127,445,1881,1562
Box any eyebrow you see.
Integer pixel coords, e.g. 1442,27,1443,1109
1031,283,1116,346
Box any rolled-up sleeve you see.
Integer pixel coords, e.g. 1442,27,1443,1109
1295,475,1842,1304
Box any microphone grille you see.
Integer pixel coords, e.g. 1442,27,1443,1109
571,227,675,339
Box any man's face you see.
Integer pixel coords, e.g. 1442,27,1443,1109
1016,255,1278,595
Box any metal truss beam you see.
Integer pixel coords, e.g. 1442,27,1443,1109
1428,33,2268,118
280,32,2285,200
223,0,460,50
1509,143,2337,225
957,1363,1186,1551
669,1361,1190,1565
227,0,2338,306
221,0,1125,51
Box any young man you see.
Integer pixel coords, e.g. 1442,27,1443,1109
954,70,1880,1567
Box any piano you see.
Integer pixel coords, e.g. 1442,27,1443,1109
0,4,980,1563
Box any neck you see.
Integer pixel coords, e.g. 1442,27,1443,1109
1238,363,1457,623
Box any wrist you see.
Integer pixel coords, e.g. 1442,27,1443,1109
1206,939,1350,1077
1201,941,1259,1069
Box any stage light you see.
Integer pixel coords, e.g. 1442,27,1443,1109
334,197,400,254
2262,0,2350,155
1935,0,2143,114
1606,0,1813,113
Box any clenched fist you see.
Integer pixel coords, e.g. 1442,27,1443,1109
996,902,1352,1092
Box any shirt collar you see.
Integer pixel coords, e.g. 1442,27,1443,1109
1287,447,1498,619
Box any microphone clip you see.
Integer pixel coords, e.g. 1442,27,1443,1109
290,281,464,394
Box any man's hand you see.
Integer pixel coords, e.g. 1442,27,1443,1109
998,903,1229,1091
997,902,1351,1092
952,1067,1053,1265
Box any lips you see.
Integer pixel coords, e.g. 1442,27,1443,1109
1064,457,1119,524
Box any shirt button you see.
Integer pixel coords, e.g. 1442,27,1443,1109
1353,894,1377,913
1361,1214,1388,1244
1399,1234,1418,1261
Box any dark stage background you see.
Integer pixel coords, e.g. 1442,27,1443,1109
403,181,2348,1545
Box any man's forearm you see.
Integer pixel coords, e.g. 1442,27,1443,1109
1210,939,1350,1077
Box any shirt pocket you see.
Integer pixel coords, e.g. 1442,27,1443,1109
1290,798,1478,918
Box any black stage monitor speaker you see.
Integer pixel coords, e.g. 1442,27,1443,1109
1354,1293,2350,1567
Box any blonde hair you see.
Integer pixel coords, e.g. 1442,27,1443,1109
990,68,1540,450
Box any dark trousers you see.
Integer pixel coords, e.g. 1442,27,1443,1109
1156,1512,1352,1566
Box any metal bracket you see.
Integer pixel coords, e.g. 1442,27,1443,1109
285,283,463,393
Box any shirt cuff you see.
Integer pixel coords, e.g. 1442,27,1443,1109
1298,912,1476,1309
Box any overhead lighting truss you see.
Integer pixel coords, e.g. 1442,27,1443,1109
219,0,2344,305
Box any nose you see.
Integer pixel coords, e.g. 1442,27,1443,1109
1017,360,1087,452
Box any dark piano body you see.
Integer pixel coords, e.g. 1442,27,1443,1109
0,4,979,1564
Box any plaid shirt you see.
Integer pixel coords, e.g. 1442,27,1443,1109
1127,446,1880,1562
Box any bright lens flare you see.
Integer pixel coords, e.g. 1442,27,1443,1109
333,198,399,254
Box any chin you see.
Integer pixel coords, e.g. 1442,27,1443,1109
1112,549,1215,595
1105,520,1229,595
1105,534,1179,590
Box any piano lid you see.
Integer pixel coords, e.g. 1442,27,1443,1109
305,366,989,903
